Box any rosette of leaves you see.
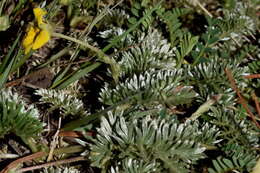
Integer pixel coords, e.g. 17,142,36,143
208,107,260,147
35,88,88,117
89,110,221,173
0,89,42,139
116,29,176,78
206,114,259,173
208,143,257,173
99,27,135,50
100,9,129,28
100,69,197,111
100,29,197,109
220,2,257,36
184,57,248,104
207,143,258,173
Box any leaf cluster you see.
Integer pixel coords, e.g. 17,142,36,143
0,89,42,139
35,88,88,117
89,110,221,172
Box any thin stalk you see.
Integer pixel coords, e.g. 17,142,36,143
11,49,32,73
192,45,206,66
196,1,213,18
55,62,101,89
38,48,69,68
21,137,38,153
0,32,22,73
0,0,7,15
1,145,84,173
50,48,81,88
52,32,105,58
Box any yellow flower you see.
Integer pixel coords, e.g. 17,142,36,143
22,26,38,54
32,29,50,49
22,8,51,54
33,8,47,26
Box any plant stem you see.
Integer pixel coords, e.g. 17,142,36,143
52,32,105,58
196,1,213,18
23,137,38,153
0,0,7,15
19,156,86,172
38,48,69,68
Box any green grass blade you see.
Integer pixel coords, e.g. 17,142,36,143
55,62,101,89
0,33,21,73
0,57,15,88
38,48,69,68
11,50,32,73
50,65,72,89
50,48,81,88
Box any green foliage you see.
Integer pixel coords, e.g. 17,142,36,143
0,15,9,31
156,7,190,46
191,19,222,64
0,0,259,172
184,57,247,103
99,27,135,50
216,15,247,38
0,33,22,88
192,4,258,65
116,29,176,77
221,2,257,35
223,0,236,9
100,29,175,68
101,9,129,28
208,154,256,173
52,62,101,90
128,2,155,31
247,59,260,88
100,69,188,107
209,107,259,147
35,88,88,117
0,90,42,139
100,29,198,108
175,33,198,67
87,2,260,171
60,0,96,19
89,110,221,172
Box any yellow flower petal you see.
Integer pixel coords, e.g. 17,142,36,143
22,26,37,48
24,45,33,54
22,8,51,54
33,8,47,26
32,29,50,50
22,26,41,54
